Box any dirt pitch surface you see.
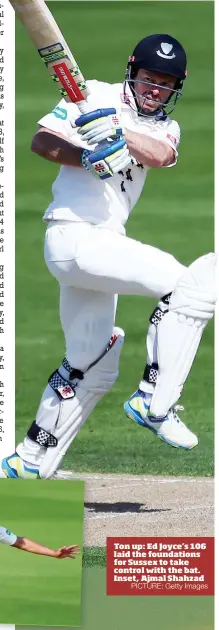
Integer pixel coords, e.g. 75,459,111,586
57,472,213,546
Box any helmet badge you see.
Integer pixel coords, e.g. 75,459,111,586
157,42,176,59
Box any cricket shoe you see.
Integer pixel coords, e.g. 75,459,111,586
124,390,198,450
1,453,40,479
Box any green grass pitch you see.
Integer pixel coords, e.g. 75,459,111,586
15,1,214,477
0,479,84,625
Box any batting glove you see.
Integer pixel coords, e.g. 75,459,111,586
75,108,125,145
81,138,131,180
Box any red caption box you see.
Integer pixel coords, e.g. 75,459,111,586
106,537,214,596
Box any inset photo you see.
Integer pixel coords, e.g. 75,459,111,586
0,479,84,626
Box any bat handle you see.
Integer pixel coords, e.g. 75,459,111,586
77,100,90,114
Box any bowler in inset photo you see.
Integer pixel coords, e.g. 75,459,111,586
0,479,84,626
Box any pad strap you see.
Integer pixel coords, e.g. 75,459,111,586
48,336,118,404
143,362,158,384
162,293,171,305
149,293,171,327
62,358,84,381
27,421,58,447
149,306,167,327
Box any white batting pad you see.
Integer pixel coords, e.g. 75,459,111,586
39,327,125,478
150,253,217,417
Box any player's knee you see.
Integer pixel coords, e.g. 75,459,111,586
170,253,217,319
56,326,125,397
45,258,72,284
78,327,125,395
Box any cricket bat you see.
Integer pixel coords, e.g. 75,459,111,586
9,0,90,113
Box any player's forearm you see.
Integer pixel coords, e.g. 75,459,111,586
14,537,57,557
125,129,174,168
31,128,83,167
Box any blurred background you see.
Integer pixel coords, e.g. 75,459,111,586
16,1,214,477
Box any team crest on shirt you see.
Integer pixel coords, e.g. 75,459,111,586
167,133,177,146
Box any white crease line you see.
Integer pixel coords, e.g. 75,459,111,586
86,482,214,493
58,471,213,485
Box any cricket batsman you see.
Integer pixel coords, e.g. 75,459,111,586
0,525,80,558
1,34,217,479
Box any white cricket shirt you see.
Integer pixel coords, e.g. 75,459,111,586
38,80,180,233
0,525,17,545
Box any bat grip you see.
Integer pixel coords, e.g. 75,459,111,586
77,100,90,114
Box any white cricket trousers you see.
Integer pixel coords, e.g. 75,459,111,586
44,220,185,371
